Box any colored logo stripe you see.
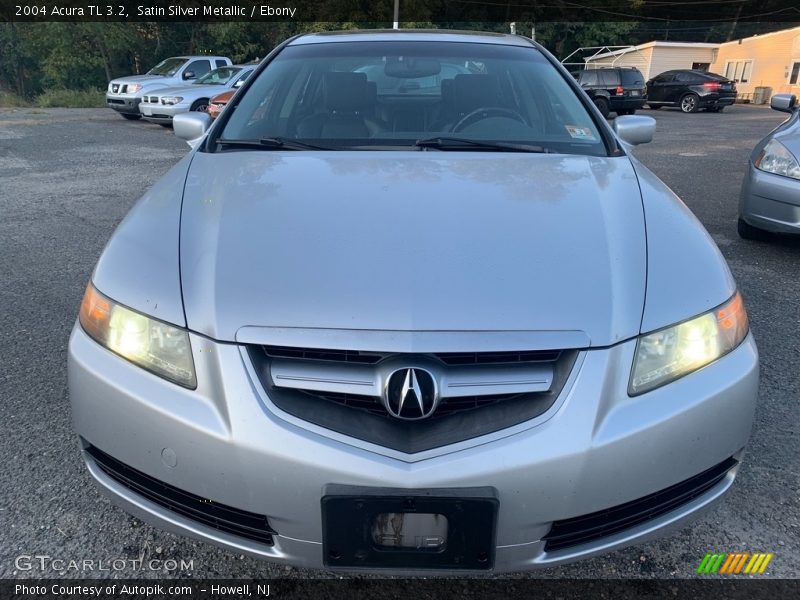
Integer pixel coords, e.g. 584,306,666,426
697,552,774,574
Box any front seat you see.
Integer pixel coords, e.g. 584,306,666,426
297,72,385,139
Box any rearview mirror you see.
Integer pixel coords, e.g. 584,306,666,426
384,58,441,79
173,112,211,144
770,93,797,113
613,115,656,146
183,71,195,80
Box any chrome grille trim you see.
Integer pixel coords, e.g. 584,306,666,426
268,357,554,402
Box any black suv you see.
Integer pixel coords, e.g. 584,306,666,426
576,67,647,118
646,70,737,113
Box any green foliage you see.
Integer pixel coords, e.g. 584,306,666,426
0,15,792,100
0,88,30,107
34,88,106,108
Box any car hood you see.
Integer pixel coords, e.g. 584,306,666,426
149,83,225,98
110,74,167,86
180,151,647,347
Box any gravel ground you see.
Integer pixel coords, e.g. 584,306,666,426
0,105,798,579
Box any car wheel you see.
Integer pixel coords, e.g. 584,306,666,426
191,99,209,113
647,104,661,110
737,218,771,241
121,114,141,120
593,97,610,118
680,94,699,113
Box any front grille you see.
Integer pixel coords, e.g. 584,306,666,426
264,345,384,364
263,345,561,367
304,390,523,419
249,344,578,453
435,350,561,366
87,446,276,546
543,457,737,552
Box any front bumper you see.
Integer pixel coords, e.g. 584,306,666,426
68,325,759,573
106,93,141,115
739,162,800,234
139,102,189,124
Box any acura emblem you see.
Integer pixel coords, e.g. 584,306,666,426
383,368,439,420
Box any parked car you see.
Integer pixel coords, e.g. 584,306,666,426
207,90,235,119
71,30,758,574
106,55,232,120
738,93,800,239
138,65,255,126
646,70,736,113
576,67,647,118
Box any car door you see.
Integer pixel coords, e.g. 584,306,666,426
673,72,700,100
647,73,671,102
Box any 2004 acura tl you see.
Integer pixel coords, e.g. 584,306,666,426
68,31,759,573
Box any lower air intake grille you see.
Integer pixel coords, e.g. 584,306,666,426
87,445,276,546
543,457,737,552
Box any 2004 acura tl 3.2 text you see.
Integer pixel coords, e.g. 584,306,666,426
68,30,759,574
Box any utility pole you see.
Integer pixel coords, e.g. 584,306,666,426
393,0,399,29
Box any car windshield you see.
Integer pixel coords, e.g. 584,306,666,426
147,58,188,77
195,67,242,85
219,40,606,156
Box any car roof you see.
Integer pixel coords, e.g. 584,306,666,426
289,29,537,47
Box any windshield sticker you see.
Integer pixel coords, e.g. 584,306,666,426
565,125,596,140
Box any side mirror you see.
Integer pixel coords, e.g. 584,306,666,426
173,112,211,143
613,115,656,146
770,93,797,113
183,71,195,80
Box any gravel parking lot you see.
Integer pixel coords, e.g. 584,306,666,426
1,105,798,579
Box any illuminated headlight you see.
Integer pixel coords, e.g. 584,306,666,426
127,83,143,94
161,96,183,105
107,83,114,92
754,139,800,179
79,284,196,389
629,292,749,395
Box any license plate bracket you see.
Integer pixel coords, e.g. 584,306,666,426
322,485,498,570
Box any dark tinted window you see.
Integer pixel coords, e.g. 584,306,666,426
599,71,620,86
185,60,211,78
579,70,599,85
216,59,228,69
675,72,699,83
620,70,644,86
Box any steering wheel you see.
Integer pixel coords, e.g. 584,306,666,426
452,107,527,133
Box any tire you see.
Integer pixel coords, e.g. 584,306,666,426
647,104,661,110
737,218,771,241
190,99,209,113
120,113,141,120
593,97,610,118
680,93,700,113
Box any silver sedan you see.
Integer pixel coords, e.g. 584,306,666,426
69,31,758,574
138,65,254,125
738,93,800,239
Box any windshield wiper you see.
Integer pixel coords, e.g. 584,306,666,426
216,138,334,151
414,137,552,153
